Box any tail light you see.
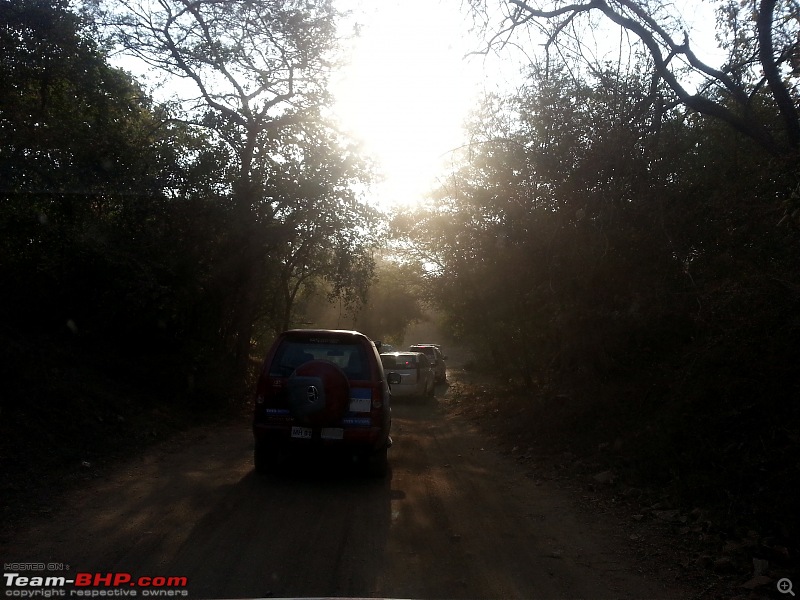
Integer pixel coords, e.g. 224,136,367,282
254,373,286,408
254,375,268,405
371,383,384,409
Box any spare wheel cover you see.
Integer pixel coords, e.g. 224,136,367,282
288,360,350,426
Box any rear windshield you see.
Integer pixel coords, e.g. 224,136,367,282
410,346,435,358
270,340,370,380
381,354,418,369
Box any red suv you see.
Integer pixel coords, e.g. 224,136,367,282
252,329,399,476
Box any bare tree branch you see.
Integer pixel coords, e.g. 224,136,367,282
486,0,800,155
757,0,800,148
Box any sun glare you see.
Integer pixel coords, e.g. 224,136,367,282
332,1,486,210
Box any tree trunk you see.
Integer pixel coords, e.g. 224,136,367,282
231,126,261,380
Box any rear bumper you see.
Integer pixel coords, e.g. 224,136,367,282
253,422,389,452
389,383,425,397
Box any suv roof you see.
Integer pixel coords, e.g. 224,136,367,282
409,344,441,352
283,328,373,340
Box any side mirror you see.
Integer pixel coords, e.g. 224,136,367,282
375,340,383,350
443,355,448,360
387,372,402,385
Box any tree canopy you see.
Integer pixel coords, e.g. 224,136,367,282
1,0,385,401
470,0,800,156
391,3,799,539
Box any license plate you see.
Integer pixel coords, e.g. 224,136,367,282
349,388,372,413
291,426,312,439
321,428,344,440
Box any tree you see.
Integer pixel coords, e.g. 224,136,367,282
103,0,345,369
470,0,800,156
0,0,175,335
0,0,164,197
393,60,700,384
349,256,426,344
255,119,381,334
105,0,339,208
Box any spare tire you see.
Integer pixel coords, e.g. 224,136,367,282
287,360,350,426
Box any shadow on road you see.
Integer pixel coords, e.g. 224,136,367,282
168,464,394,598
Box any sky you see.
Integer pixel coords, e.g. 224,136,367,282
108,0,724,213
329,0,724,212
329,0,512,211
110,0,505,212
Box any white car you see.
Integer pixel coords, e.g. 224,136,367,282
380,352,435,399
408,344,447,383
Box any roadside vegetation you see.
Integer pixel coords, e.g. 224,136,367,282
393,1,800,590
0,0,429,514
0,0,390,503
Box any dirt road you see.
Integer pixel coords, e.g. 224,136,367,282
1,378,696,599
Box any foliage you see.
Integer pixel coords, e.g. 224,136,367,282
349,255,426,344
1,0,174,338
395,51,800,539
254,119,381,335
1,0,380,408
396,64,689,383
470,0,800,155
101,0,356,370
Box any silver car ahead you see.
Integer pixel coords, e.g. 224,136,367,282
380,352,435,399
